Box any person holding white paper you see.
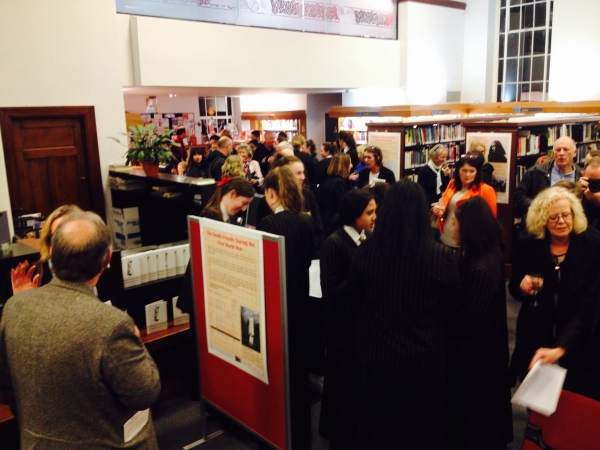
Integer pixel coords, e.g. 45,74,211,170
0,212,160,449
509,186,600,392
447,197,512,449
319,189,376,450
528,272,600,402
259,166,315,450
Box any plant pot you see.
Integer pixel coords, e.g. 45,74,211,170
141,161,160,177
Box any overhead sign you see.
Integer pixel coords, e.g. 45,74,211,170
116,0,397,40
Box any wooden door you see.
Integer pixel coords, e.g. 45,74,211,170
0,107,105,219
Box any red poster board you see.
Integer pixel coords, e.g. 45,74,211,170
188,217,290,450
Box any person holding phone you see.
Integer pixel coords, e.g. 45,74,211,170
579,155,600,230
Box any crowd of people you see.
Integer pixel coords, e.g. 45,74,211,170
2,128,600,449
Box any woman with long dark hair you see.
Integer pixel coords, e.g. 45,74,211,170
319,189,376,450
200,176,254,223
447,197,512,449
258,166,315,450
349,180,460,449
185,147,207,178
321,153,354,232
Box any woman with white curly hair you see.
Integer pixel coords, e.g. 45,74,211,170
509,185,600,400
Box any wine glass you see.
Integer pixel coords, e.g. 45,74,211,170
530,272,544,307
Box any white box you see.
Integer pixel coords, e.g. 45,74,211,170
139,253,148,284
121,255,141,288
155,249,167,279
182,244,190,266
145,250,158,282
145,300,168,334
172,296,190,326
174,246,185,275
165,247,176,278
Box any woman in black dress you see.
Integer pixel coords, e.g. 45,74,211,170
349,180,460,450
258,166,315,450
509,186,600,400
321,153,354,232
448,197,512,449
319,189,376,450
355,145,396,188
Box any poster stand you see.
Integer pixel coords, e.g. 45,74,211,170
186,216,291,450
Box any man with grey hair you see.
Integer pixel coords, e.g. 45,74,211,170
206,136,232,181
514,136,582,226
0,212,160,449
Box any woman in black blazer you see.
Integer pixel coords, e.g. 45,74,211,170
356,145,396,188
448,197,512,449
417,143,451,205
349,180,460,450
258,166,315,450
321,153,355,232
319,189,376,450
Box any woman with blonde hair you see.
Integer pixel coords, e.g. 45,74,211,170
221,155,245,179
258,165,315,450
509,186,600,400
10,204,82,294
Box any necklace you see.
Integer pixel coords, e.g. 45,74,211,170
553,253,566,281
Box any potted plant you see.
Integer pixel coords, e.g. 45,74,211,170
111,124,179,176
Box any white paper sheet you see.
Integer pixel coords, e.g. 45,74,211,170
123,409,149,442
309,259,322,299
144,300,168,334
511,360,567,416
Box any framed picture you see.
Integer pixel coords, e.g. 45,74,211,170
466,132,512,204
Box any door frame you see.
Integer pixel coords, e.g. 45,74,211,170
0,106,106,220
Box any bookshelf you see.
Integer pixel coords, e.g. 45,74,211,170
366,119,468,182
241,110,306,141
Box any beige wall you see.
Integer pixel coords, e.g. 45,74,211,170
129,15,402,89
0,0,127,232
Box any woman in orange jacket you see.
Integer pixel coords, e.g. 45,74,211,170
432,152,497,248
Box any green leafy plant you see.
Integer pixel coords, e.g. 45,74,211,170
110,123,179,164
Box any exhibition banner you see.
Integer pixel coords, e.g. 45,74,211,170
199,218,269,384
368,131,402,181
116,0,397,40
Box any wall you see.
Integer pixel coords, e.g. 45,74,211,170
129,15,401,89
401,2,465,104
461,0,498,102
239,94,308,112
307,93,343,144
549,0,600,101
0,0,127,232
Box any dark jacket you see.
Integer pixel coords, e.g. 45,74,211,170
508,228,600,383
206,150,227,181
252,143,271,176
356,166,396,189
514,161,582,221
295,150,315,190
583,196,600,231
417,164,450,205
349,240,461,380
449,248,509,377
321,176,354,231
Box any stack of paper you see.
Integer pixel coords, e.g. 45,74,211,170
511,360,567,416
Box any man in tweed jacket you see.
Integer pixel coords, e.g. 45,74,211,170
0,212,160,449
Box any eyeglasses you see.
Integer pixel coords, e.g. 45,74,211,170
547,213,573,223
